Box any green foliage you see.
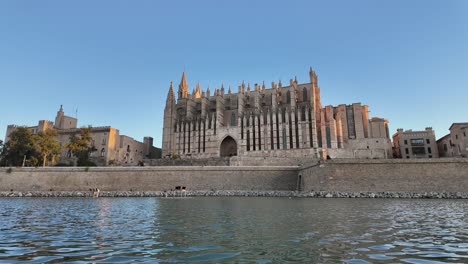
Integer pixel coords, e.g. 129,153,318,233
77,159,97,167
34,128,61,167
66,128,97,167
171,153,181,160
1,127,37,167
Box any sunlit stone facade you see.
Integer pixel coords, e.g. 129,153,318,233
5,106,157,165
392,127,439,159
162,68,392,160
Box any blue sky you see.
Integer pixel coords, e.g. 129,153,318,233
1,0,467,147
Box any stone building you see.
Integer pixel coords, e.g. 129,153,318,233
5,106,158,166
392,127,439,159
437,123,468,158
162,68,392,160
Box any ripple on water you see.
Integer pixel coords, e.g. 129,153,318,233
367,254,395,260
170,252,241,262
401,258,460,264
344,259,373,264
1,198,468,263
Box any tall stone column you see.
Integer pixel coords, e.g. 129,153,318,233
266,110,271,151
336,117,343,148
278,111,283,150
272,111,277,150
260,113,265,151
291,109,297,149
248,114,253,151
285,111,290,150
297,109,303,148
240,116,247,153
320,111,327,149
304,105,310,148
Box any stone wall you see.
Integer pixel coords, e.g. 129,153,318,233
1,159,468,194
0,166,298,192
144,157,230,166
299,158,468,193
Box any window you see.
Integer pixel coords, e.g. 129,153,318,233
286,91,291,104
67,150,72,158
405,148,409,154
464,132,466,137
426,139,430,144
302,88,307,101
443,144,447,151
100,148,105,157
406,156,410,159
412,147,426,155
102,138,106,145
456,135,458,140
410,138,425,146
404,140,408,145
428,147,432,154
231,112,236,127
429,155,432,158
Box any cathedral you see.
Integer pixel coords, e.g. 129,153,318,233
162,68,392,160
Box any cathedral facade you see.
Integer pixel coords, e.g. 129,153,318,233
162,68,391,160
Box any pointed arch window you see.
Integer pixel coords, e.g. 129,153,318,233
302,88,307,101
100,148,106,157
286,91,291,104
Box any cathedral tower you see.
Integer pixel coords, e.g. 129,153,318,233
162,82,176,157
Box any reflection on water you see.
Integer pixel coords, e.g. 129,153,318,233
0,197,467,263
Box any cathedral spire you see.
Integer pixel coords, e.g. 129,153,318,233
167,81,175,102
194,82,202,98
178,71,189,99
309,67,318,87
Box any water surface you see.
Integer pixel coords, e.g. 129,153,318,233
1,197,467,263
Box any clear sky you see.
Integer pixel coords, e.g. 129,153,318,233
1,0,467,147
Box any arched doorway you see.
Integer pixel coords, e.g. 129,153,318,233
220,136,237,157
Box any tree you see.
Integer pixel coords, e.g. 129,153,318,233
66,128,96,166
0,140,4,165
34,128,61,167
1,127,36,166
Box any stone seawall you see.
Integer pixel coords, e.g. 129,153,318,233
299,159,468,193
1,159,468,196
0,166,298,192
